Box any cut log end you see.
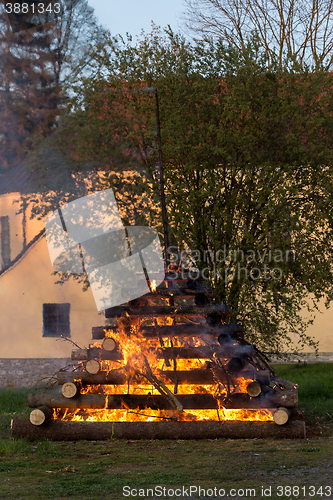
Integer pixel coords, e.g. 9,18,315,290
273,407,291,425
102,338,116,351
62,382,79,399
29,407,52,426
247,381,262,398
85,360,100,375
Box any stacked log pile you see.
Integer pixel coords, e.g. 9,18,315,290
12,270,305,439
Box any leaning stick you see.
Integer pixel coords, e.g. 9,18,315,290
141,355,183,412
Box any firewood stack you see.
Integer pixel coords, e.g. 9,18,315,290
12,270,306,439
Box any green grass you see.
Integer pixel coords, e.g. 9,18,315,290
0,387,32,438
272,363,333,421
0,387,32,414
0,438,331,500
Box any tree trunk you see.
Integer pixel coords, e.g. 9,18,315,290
11,419,306,440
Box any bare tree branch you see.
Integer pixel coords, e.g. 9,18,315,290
182,0,333,68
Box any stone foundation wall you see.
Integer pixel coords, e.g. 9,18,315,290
0,358,72,389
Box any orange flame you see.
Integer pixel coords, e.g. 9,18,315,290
55,324,273,424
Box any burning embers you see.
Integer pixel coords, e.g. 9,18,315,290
13,272,305,439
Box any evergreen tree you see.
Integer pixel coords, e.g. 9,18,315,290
0,0,105,172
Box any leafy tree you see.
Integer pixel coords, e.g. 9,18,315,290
31,27,333,354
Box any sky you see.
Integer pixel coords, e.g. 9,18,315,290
87,0,187,41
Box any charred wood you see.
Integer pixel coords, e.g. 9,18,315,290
246,381,262,397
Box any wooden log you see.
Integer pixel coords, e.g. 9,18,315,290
138,323,243,339
27,393,219,410
273,407,291,425
92,326,131,340
71,348,123,362
11,419,306,441
116,316,130,329
128,298,148,308
105,304,231,318
92,327,113,339
274,377,298,389
57,368,270,387
161,345,254,359
29,407,53,426
139,324,211,338
61,382,79,399
269,387,298,408
28,388,297,411
57,370,127,386
102,338,117,351
253,370,271,386
71,344,253,362
246,381,262,397
72,348,88,361
138,323,206,338
85,360,101,374
219,387,298,408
